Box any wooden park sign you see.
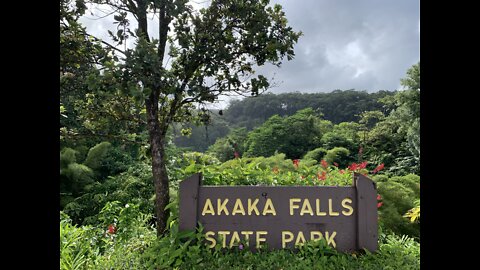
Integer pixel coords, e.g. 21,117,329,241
179,172,378,252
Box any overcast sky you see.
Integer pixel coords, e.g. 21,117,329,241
80,0,419,106
262,0,419,93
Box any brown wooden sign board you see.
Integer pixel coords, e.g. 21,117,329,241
179,172,377,252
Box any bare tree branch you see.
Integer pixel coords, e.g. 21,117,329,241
83,31,126,55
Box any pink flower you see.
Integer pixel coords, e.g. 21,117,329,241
333,162,339,167
377,194,382,200
234,151,240,158
377,202,383,208
339,170,345,174
238,244,244,250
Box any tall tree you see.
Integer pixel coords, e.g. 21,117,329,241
244,108,328,159
392,62,420,170
71,0,301,235
360,62,420,175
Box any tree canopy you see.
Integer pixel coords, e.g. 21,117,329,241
60,0,301,235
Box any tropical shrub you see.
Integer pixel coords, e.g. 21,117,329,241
374,174,420,239
323,147,353,168
60,201,157,269
302,147,328,162
64,161,154,225
60,212,99,270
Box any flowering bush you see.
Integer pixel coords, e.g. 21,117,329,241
197,155,386,188
176,154,419,240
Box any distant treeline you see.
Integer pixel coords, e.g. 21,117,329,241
174,89,396,151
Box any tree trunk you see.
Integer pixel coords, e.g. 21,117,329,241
146,97,170,236
136,0,172,237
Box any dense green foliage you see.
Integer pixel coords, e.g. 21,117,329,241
174,90,395,151
242,108,330,159
302,147,328,162
224,90,395,129
206,127,249,162
374,174,420,239
323,147,353,168
203,63,420,176
173,113,231,152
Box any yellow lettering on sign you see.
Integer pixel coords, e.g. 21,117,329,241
256,231,268,249
217,231,230,248
232,199,246,216
328,199,340,216
300,199,314,216
201,199,215,216
205,231,216,248
241,231,254,245
295,231,306,247
248,198,260,215
262,198,276,216
315,199,327,216
310,231,323,241
289,198,301,215
341,198,354,216
325,231,337,248
229,231,241,248
217,199,229,215
282,231,294,248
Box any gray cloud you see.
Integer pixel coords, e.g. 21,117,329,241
79,0,419,99
259,0,420,93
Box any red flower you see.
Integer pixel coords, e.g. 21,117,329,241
234,151,240,158
317,171,327,181
292,159,300,168
333,162,339,167
300,175,305,179
359,161,368,169
348,163,358,171
321,160,328,169
372,163,385,174
108,224,117,234
377,202,383,208
377,194,382,200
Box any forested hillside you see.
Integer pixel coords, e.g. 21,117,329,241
174,90,396,151
224,89,395,127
